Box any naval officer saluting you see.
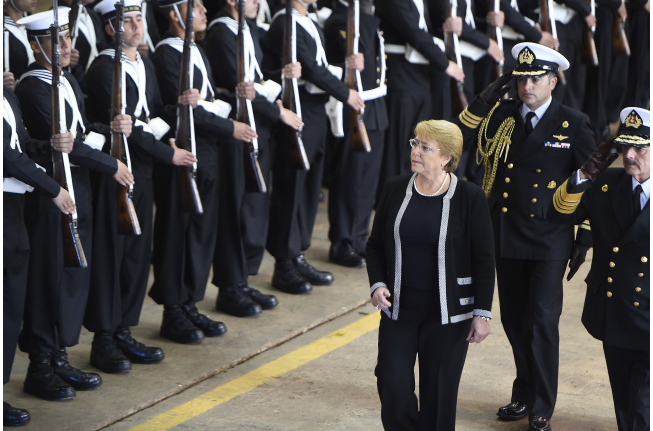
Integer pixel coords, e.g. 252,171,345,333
453,42,595,430
548,107,650,431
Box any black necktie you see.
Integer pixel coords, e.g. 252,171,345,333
633,184,643,218
525,112,536,136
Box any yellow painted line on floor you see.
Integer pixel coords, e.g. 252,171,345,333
128,311,380,431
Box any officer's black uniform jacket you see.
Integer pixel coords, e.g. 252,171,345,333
4,16,33,79
203,11,281,125
15,63,118,179
322,2,388,132
151,31,235,166
3,87,61,199
547,168,649,351
454,96,595,260
84,50,175,178
262,7,350,116
374,0,449,90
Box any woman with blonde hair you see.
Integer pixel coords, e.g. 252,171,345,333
367,120,496,430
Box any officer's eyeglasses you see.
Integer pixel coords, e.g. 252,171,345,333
409,139,441,154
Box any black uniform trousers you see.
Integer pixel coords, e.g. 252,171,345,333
603,344,650,431
4,193,29,382
328,123,384,257
496,257,567,419
556,16,586,110
241,124,273,275
375,286,471,431
266,94,327,261
149,162,219,305
19,168,93,354
84,174,153,333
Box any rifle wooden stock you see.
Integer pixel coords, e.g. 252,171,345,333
444,0,468,116
110,0,141,235
538,0,566,84
177,0,203,214
581,24,599,65
611,10,631,56
487,0,504,81
282,0,309,170
345,0,370,153
237,0,266,192
51,5,87,267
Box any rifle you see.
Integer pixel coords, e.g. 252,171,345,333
611,9,631,56
3,0,9,72
444,0,468,116
281,0,309,170
345,0,370,153
539,0,567,84
176,0,203,213
110,0,141,235
68,0,81,72
581,0,598,65
487,0,504,80
51,1,87,267
237,0,266,192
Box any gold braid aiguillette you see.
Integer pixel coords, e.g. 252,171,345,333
476,102,516,197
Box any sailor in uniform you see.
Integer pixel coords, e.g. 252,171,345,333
453,43,595,430
83,0,196,373
3,0,37,80
14,8,133,400
3,87,75,427
547,107,650,431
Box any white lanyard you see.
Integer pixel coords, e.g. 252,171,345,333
155,37,215,100
464,0,476,28
207,17,264,83
141,0,155,52
257,0,271,25
4,16,35,64
411,0,428,31
271,8,328,67
99,49,150,118
270,8,303,119
3,97,20,151
74,7,99,71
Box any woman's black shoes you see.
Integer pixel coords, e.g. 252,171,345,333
51,349,102,391
292,254,334,286
161,305,205,344
90,332,132,373
3,403,30,427
113,327,165,364
23,353,76,401
182,302,227,337
272,260,313,294
216,286,263,317
497,401,529,420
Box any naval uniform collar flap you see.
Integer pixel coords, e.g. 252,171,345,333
509,98,560,164
613,171,650,245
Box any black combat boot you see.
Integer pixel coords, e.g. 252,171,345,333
23,353,75,401
52,348,102,390
90,332,132,373
113,327,165,364
292,254,334,285
242,286,279,310
3,402,30,427
182,302,227,337
216,286,262,317
271,260,313,294
161,305,205,344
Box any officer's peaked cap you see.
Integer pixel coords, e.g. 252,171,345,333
615,107,650,147
511,42,569,77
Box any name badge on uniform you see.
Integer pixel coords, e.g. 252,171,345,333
544,142,570,149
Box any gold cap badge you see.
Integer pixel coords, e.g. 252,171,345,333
625,110,643,129
547,181,556,189
602,184,608,192
518,47,535,65
562,121,569,128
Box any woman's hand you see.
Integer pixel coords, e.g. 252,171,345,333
372,287,392,310
466,317,491,343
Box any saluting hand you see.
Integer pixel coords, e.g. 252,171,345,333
371,287,392,310
479,71,512,104
51,131,75,153
113,160,135,186
467,317,491,343
277,100,304,130
282,62,302,79
169,138,198,166
346,53,365,72
111,114,133,138
580,138,619,181
178,88,200,108
3,71,15,91
347,89,365,111
52,187,76,215
236,82,257,101
232,120,258,142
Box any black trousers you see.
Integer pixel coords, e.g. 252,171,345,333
266,102,327,261
241,124,273,275
328,126,385,257
19,169,93,355
496,257,567,419
375,287,472,431
556,16,586,110
84,174,153,333
603,344,650,431
149,162,219,305
4,193,29,383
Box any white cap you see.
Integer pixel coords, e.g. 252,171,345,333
17,7,70,37
615,107,650,147
95,0,142,21
511,42,570,77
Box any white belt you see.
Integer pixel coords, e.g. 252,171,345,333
384,44,406,54
359,85,387,101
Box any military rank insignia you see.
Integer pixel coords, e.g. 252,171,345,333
562,121,569,128
547,181,556,189
625,110,643,129
553,135,568,140
544,142,570,149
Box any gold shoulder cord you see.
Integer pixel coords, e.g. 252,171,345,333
476,102,516,197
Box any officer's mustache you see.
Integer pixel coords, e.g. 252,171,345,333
624,158,641,169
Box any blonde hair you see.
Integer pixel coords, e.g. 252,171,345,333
414,120,463,173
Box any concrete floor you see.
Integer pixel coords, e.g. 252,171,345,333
4,180,620,431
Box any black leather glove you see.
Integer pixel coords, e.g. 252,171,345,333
479,72,513,105
567,241,590,281
580,138,619,182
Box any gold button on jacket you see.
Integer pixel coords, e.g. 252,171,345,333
634,302,640,306
638,273,644,277
533,184,538,188
607,291,612,297
642,257,648,263
636,287,642,292
613,247,619,252
508,163,513,168
505,177,510,183
609,262,615,267
531,198,537,203
607,277,613,283
529,214,535,217
503,192,508,198
536,169,542,173
502,207,508,213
